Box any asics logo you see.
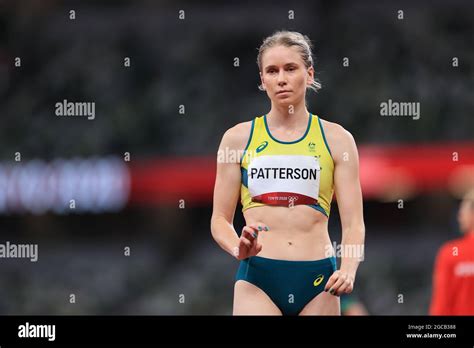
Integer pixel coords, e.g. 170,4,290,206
256,141,269,153
313,274,324,287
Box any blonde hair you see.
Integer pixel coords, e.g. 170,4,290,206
257,30,321,92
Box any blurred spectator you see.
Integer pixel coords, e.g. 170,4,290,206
430,188,474,315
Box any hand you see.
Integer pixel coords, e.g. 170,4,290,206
233,223,268,260
324,270,354,296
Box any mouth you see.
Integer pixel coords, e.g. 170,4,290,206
276,90,292,95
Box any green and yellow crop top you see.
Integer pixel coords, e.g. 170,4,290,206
240,113,334,217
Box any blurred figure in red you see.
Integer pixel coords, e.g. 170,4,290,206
430,188,474,315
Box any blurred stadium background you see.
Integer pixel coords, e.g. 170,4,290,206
0,0,473,315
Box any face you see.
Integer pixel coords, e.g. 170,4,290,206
457,199,474,233
259,45,314,107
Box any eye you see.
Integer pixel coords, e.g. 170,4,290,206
268,69,277,74
287,66,296,71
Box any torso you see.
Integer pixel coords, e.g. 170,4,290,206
243,204,331,260
233,115,343,261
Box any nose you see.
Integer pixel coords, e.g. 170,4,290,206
277,70,287,86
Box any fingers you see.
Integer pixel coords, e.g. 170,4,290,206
324,271,354,296
238,236,252,248
248,223,270,233
242,226,258,241
324,272,338,293
329,273,346,295
336,279,353,295
237,223,268,259
241,223,269,242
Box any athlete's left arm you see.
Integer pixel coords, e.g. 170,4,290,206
324,125,365,296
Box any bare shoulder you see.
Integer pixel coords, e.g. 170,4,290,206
319,118,358,160
319,118,353,142
220,121,253,151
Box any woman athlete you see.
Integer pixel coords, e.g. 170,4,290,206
211,31,365,315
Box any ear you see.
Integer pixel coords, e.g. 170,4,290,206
259,71,266,90
307,66,315,86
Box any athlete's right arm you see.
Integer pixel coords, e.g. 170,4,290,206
210,124,262,259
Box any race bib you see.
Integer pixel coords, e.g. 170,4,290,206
247,155,320,206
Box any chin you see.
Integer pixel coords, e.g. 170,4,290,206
275,98,295,107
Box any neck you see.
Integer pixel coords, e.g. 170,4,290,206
267,101,309,127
